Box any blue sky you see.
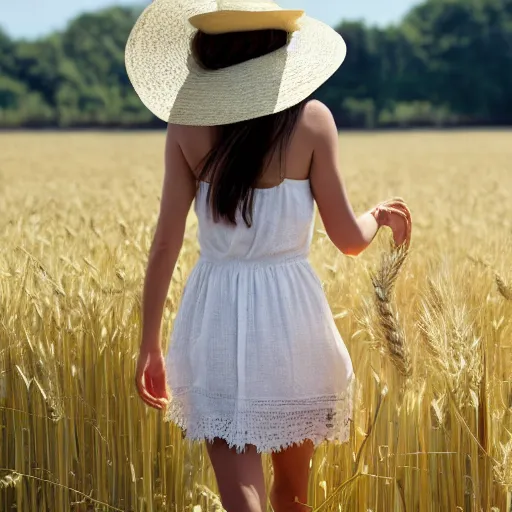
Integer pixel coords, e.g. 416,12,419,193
2,0,419,39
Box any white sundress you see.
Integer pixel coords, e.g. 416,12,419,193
164,178,355,453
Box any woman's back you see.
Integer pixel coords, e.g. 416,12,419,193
176,102,324,262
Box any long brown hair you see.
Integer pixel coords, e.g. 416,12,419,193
191,29,307,227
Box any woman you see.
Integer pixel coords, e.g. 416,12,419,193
127,1,412,511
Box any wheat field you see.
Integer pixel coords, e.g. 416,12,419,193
0,131,511,512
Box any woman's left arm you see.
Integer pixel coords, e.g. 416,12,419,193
135,124,196,409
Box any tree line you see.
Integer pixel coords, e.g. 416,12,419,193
1,0,511,129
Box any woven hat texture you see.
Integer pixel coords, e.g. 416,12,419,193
125,0,347,125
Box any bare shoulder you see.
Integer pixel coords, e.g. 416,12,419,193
291,100,338,151
167,123,214,173
283,100,338,180
299,99,337,137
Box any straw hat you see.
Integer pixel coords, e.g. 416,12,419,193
125,0,347,126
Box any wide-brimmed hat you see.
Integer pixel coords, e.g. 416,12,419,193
125,0,347,126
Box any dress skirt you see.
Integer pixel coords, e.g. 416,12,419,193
164,253,355,454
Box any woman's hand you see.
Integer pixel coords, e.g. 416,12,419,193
135,345,169,410
371,198,412,247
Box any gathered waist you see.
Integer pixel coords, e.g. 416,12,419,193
197,253,309,269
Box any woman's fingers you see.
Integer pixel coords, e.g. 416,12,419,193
135,347,170,409
378,202,411,223
135,366,166,409
381,205,409,222
138,377,165,409
381,206,412,247
151,373,170,401
146,372,169,404
382,197,407,207
146,351,170,402
384,201,411,220
385,203,412,229
397,216,412,247
389,217,409,246
376,198,412,248
382,198,410,213
396,204,412,225
394,203,412,223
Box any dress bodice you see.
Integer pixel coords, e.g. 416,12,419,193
195,179,315,263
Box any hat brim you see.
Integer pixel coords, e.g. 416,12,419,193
125,0,346,126
189,10,305,34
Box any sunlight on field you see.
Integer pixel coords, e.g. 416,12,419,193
0,131,511,511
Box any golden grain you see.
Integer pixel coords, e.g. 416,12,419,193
0,131,511,511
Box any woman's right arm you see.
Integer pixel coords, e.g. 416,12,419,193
307,100,409,256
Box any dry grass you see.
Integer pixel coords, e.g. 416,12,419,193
0,131,511,511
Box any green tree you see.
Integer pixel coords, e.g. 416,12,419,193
403,0,512,122
15,36,62,109
0,0,511,128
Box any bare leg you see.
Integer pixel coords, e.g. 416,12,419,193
270,440,315,512
206,437,267,512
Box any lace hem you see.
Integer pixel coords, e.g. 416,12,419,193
163,378,355,454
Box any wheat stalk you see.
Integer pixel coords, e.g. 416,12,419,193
496,273,512,301
467,255,512,301
370,242,412,378
2,131,511,512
